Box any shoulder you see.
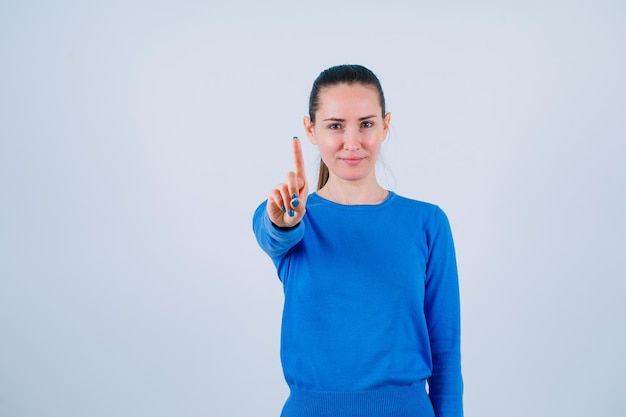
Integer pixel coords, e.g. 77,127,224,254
389,192,445,215
388,192,452,229
390,192,436,209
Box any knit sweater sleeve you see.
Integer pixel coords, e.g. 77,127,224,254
424,206,463,417
252,200,305,278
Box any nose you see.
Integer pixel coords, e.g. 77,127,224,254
343,127,361,151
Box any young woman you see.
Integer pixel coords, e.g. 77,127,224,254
253,65,463,417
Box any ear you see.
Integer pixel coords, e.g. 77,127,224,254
303,116,317,145
382,112,391,142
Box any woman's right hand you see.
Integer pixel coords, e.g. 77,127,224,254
267,137,309,228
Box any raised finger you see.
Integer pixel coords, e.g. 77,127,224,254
292,137,306,192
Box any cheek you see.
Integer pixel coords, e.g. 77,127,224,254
318,135,342,150
363,132,384,148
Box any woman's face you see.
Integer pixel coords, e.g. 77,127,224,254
304,83,390,185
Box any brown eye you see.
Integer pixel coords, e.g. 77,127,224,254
361,121,373,128
329,123,342,130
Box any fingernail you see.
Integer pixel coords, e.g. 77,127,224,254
281,206,286,213
288,209,295,217
293,136,298,140
291,198,300,207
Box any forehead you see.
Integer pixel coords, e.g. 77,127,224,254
316,83,382,117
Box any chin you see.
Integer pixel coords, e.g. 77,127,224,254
332,169,373,182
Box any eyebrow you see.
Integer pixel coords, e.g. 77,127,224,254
322,115,378,122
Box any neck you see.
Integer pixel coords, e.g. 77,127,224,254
319,177,388,205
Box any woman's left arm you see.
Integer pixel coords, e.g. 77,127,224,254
424,206,464,417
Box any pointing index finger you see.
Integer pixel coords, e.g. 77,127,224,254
292,136,305,182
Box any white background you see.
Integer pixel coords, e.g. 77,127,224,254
1,1,625,416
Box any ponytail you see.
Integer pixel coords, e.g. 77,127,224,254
317,160,330,190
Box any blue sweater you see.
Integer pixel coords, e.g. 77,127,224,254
253,192,463,417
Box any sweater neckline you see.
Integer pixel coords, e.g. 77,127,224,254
310,191,396,209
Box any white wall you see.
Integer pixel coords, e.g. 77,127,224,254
1,1,624,416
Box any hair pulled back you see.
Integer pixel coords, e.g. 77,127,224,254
308,64,387,190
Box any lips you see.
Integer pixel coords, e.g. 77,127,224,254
339,157,366,166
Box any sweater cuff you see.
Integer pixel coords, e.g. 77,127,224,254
263,211,305,244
